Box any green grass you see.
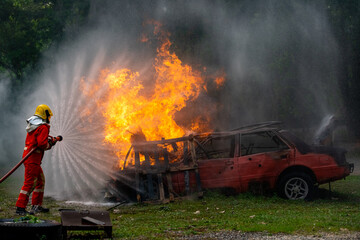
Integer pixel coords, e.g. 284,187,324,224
1,176,359,239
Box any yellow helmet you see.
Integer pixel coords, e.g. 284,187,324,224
34,104,53,120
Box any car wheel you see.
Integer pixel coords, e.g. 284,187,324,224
278,172,314,200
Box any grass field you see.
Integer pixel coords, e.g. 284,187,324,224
0,175,359,239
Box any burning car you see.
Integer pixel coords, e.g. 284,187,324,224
105,122,354,202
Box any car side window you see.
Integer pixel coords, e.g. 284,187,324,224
196,135,235,159
240,132,289,156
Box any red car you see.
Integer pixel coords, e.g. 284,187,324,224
106,123,354,201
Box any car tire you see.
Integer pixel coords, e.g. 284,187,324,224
277,172,315,200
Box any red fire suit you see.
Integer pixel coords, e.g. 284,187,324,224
16,124,50,209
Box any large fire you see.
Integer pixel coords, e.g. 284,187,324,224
81,23,225,168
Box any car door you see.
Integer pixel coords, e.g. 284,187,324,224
197,134,241,192
237,131,291,192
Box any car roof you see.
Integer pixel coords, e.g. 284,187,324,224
131,121,283,147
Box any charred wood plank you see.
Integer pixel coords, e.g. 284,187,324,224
135,151,141,202
169,165,197,172
163,147,169,168
194,168,202,193
184,171,190,195
154,150,160,166
189,139,202,194
123,146,133,169
157,173,165,201
140,167,167,174
166,173,175,201
145,153,155,199
188,138,197,165
183,141,190,195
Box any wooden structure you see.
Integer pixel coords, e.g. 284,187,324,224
121,135,203,203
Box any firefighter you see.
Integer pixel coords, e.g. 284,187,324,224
15,104,57,215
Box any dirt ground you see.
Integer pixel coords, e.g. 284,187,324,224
180,231,360,240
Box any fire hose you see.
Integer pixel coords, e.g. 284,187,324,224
0,135,63,184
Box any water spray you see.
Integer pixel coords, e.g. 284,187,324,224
0,135,63,184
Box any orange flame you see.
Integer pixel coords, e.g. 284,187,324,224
81,24,224,168
215,76,225,88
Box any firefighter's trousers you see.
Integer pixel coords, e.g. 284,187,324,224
16,163,45,208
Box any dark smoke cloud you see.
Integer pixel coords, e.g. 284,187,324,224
0,0,341,200
155,0,341,128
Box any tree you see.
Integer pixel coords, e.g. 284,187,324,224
0,0,89,82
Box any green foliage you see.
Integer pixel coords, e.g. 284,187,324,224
0,0,90,80
13,215,42,223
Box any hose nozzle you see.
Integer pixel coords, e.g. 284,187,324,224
55,135,63,142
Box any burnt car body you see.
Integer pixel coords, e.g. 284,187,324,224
106,123,354,202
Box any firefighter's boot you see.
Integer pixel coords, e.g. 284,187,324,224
16,207,29,215
29,205,49,215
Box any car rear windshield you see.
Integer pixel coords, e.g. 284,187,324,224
278,130,312,154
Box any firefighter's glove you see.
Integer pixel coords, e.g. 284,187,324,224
48,137,57,147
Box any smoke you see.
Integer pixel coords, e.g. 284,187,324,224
0,75,25,173
0,0,341,200
0,76,13,166
163,0,341,128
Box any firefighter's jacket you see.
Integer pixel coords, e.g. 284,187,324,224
23,116,50,165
